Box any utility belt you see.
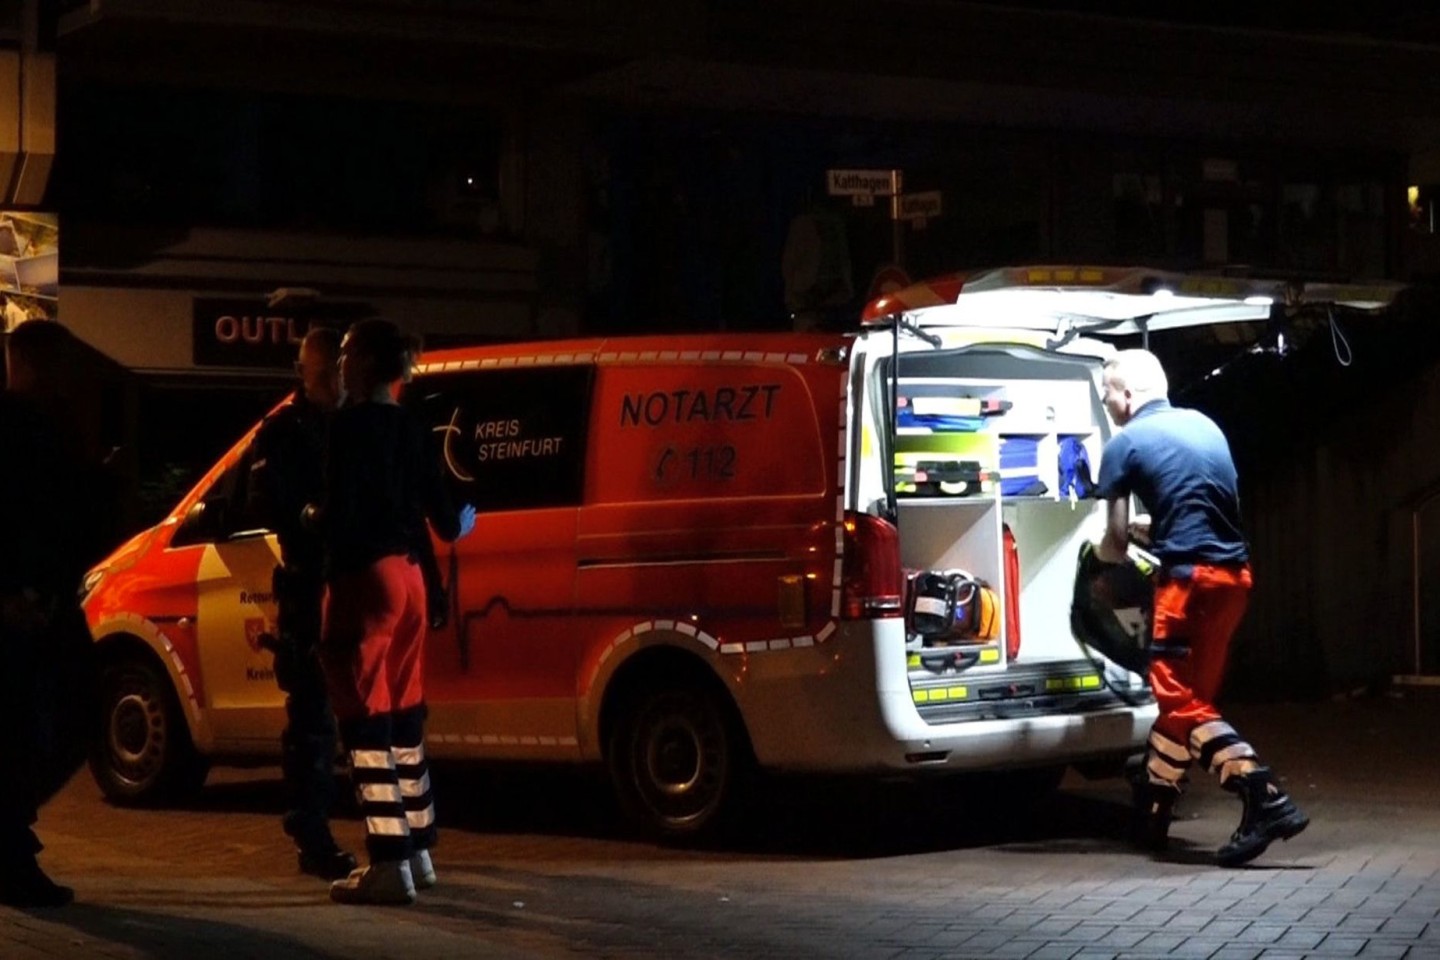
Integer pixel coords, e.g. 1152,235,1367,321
1155,560,1250,585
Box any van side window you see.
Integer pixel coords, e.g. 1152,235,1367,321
405,366,594,512
172,445,264,546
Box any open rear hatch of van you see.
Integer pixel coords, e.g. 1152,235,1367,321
875,340,1137,719
851,266,1404,722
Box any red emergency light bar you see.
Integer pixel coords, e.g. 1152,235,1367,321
858,265,1403,326
860,266,1137,324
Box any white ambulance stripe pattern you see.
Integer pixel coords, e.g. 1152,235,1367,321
105,614,200,722
414,347,815,377
428,734,580,747
584,613,843,693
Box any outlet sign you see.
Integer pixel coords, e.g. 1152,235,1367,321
192,298,370,368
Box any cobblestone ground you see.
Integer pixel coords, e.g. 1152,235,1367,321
5,690,1440,959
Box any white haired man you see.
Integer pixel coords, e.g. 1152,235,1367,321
1095,348,1307,867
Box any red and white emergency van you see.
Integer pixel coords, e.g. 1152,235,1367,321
80,265,1400,838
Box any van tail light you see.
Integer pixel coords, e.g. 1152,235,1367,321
840,510,904,620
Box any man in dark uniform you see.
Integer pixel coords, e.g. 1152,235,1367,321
0,320,94,907
248,326,356,880
1095,348,1308,867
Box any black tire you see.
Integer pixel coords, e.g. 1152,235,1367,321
89,656,209,805
607,682,747,841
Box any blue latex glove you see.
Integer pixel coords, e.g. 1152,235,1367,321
456,503,477,540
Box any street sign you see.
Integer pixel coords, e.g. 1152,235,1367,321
826,168,902,198
895,190,943,221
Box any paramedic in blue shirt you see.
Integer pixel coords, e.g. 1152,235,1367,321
1094,349,1308,867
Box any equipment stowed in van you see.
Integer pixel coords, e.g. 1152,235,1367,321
907,569,1001,644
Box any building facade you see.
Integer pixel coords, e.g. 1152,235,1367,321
18,0,1440,688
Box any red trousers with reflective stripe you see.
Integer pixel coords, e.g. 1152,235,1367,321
1149,564,1253,745
320,555,427,722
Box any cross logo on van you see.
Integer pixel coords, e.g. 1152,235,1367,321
243,617,272,654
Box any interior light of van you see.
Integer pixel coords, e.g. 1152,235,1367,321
840,511,904,620
1244,296,1274,306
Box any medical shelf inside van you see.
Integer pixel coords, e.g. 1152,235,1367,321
895,500,1003,603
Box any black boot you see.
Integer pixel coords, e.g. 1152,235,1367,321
1216,767,1309,867
1130,779,1181,853
284,814,358,881
0,857,74,908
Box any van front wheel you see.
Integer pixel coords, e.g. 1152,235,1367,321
608,684,742,841
89,656,208,805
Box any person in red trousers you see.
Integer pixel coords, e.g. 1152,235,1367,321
310,318,474,904
1095,348,1307,868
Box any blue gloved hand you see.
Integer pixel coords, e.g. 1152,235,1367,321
456,503,477,540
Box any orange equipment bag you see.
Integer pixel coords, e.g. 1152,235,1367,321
1003,523,1021,660
959,578,1002,642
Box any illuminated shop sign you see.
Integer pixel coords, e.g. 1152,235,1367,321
191,298,369,368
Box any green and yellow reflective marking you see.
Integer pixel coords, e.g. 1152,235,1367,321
913,685,968,703
1044,674,1103,692
915,672,1101,704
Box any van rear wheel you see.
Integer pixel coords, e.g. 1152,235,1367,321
89,656,208,805
608,683,744,841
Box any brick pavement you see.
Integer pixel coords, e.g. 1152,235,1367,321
4,689,1440,959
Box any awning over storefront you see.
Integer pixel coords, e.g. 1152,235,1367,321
59,225,542,376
